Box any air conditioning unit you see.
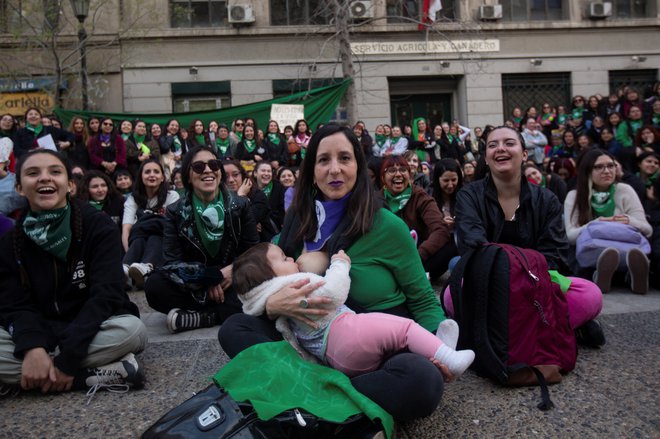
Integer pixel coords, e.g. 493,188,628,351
228,4,255,24
350,1,374,19
478,4,503,20
587,2,612,19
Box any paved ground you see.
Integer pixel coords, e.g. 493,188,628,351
1,286,659,439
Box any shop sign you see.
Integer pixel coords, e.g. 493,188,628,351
0,92,55,116
351,39,500,55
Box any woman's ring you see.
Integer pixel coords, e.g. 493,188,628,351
299,299,309,309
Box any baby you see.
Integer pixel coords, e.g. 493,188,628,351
233,243,475,378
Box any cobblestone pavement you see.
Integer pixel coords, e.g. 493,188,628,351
1,288,658,439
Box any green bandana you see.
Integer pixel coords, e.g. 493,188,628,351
267,133,281,145
236,132,243,141
27,123,43,137
653,114,660,126
512,116,522,125
192,192,225,257
557,114,568,125
262,181,273,199
572,108,583,120
375,134,387,147
244,139,256,153
121,133,130,141
134,134,146,144
173,136,182,153
301,147,307,160
195,134,206,145
540,174,547,188
384,186,412,214
591,184,616,218
216,137,229,155
448,134,458,144
23,204,72,261
89,200,104,211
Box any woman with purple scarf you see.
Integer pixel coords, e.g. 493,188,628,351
88,117,127,177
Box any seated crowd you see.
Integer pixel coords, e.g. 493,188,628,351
0,82,658,425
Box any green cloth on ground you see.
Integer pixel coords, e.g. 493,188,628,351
548,270,572,294
213,341,394,439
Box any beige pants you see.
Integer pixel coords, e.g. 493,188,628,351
0,315,148,384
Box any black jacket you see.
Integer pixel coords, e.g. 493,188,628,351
263,135,288,166
455,174,568,270
0,202,139,375
163,188,259,268
12,126,75,159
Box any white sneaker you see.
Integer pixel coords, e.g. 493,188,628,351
83,352,145,404
128,263,152,289
123,264,134,291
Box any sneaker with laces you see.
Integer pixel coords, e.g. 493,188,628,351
626,248,649,294
575,320,606,348
593,248,619,293
166,308,220,334
79,352,145,404
0,383,20,398
128,263,152,289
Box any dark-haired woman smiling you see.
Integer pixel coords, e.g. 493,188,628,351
88,118,127,176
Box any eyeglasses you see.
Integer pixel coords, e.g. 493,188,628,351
574,98,584,103
191,159,221,174
592,163,616,173
385,166,410,176
235,122,244,127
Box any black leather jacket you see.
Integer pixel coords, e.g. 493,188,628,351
455,174,568,270
163,188,259,268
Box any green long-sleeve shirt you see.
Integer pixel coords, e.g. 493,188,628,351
344,208,445,332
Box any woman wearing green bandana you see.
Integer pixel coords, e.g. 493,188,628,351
125,120,161,179
252,161,286,242
0,149,147,398
379,155,453,283
565,149,653,294
235,125,268,168
79,171,125,231
188,119,209,148
12,107,74,160
263,120,288,169
144,146,259,334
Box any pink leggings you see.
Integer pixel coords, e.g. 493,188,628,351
442,276,603,330
324,312,441,377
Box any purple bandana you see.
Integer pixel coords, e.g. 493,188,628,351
304,192,351,252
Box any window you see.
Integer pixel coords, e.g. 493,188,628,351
170,0,227,28
171,82,231,113
612,0,655,19
270,0,331,26
499,0,565,21
609,69,658,97
501,73,571,120
386,0,455,23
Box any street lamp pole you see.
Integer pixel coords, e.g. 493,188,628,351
70,0,90,111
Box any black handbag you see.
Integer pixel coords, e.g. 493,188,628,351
141,384,382,438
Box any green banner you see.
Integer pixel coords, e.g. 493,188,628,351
54,79,350,131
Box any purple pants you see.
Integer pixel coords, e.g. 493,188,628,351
442,276,602,330
324,312,442,377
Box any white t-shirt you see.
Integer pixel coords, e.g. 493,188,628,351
122,190,180,225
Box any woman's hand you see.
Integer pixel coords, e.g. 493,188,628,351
237,179,252,197
220,265,232,290
265,278,330,328
613,214,629,224
21,348,52,391
443,216,455,230
47,367,74,393
208,284,225,303
58,141,71,150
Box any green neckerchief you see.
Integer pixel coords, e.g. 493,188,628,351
557,114,568,125
540,174,547,188
121,133,130,141
262,181,273,199
175,187,186,198
216,137,229,155
375,134,387,147
653,114,659,126
195,134,206,145
591,184,616,219
448,134,458,144
23,204,72,261
628,120,643,136
267,133,281,145
236,132,243,141
572,108,583,119
390,136,401,145
639,170,658,188
243,138,256,153
133,134,146,144
89,200,104,211
512,116,522,125
192,192,225,257
384,186,412,214
27,123,43,137
173,136,182,153
301,146,307,160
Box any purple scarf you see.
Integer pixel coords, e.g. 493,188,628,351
304,192,351,252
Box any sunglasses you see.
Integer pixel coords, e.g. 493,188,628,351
235,122,244,126
102,122,114,126
191,159,221,174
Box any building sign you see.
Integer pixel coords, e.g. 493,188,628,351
0,92,55,116
270,104,305,131
0,76,66,93
351,39,500,55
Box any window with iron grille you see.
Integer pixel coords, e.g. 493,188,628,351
270,0,332,25
170,0,228,28
611,0,655,19
498,0,566,21
501,72,571,121
609,69,658,98
386,0,455,23
171,81,231,112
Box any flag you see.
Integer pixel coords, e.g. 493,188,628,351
419,0,443,30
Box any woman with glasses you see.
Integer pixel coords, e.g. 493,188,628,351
564,149,652,294
144,147,258,334
88,117,127,177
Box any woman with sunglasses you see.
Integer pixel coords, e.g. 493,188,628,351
144,147,258,334
564,149,652,294
88,117,127,177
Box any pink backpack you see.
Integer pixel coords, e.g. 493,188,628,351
444,243,577,410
